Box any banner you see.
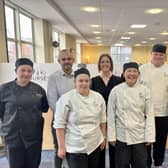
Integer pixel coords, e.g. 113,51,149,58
0,63,122,90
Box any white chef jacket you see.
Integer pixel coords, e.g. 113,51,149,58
53,89,106,154
107,82,155,145
139,63,168,117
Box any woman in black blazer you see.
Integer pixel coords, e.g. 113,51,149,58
91,54,122,168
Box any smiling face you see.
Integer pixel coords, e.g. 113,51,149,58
58,51,74,74
123,68,139,87
99,55,112,72
74,74,90,96
98,54,113,72
151,52,165,67
15,65,33,85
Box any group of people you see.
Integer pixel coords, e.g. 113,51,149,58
0,43,168,168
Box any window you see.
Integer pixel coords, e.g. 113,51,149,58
5,6,15,39
19,13,34,60
7,41,16,62
111,46,132,65
5,5,16,62
20,13,32,42
5,4,34,62
21,43,33,59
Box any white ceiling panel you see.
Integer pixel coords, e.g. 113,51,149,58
8,0,168,46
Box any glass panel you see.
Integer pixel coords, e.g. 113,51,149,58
111,47,118,54
111,47,132,65
21,43,33,60
120,47,132,54
7,41,17,62
19,13,32,42
5,6,15,39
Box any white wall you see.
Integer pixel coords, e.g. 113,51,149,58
0,63,122,89
0,63,88,89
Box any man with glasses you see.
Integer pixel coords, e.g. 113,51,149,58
47,49,75,168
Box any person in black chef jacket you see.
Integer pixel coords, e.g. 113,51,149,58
0,58,49,168
91,54,122,168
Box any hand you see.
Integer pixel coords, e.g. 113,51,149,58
109,141,116,146
57,146,66,159
146,142,152,146
100,139,106,150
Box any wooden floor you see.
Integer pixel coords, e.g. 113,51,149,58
0,149,168,168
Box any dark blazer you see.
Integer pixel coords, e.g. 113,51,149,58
91,75,122,105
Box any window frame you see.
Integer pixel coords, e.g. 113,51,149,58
111,46,132,65
4,2,35,62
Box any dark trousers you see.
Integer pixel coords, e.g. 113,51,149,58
147,117,168,167
147,145,152,168
115,141,147,168
98,148,105,168
109,143,115,168
6,142,42,168
52,126,63,168
66,146,100,168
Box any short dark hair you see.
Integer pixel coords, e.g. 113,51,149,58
74,68,90,79
15,58,33,70
98,54,113,72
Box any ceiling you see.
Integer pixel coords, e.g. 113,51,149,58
9,0,168,47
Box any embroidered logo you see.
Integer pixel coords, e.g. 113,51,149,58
36,93,42,97
139,92,145,99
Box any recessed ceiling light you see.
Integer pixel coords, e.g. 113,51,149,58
93,31,101,34
135,44,141,46
90,24,101,28
141,41,147,43
120,36,131,40
160,31,168,35
115,43,124,46
81,6,99,12
111,29,116,32
149,37,156,40
96,37,101,39
130,24,147,28
128,32,136,35
97,43,103,46
146,8,164,14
